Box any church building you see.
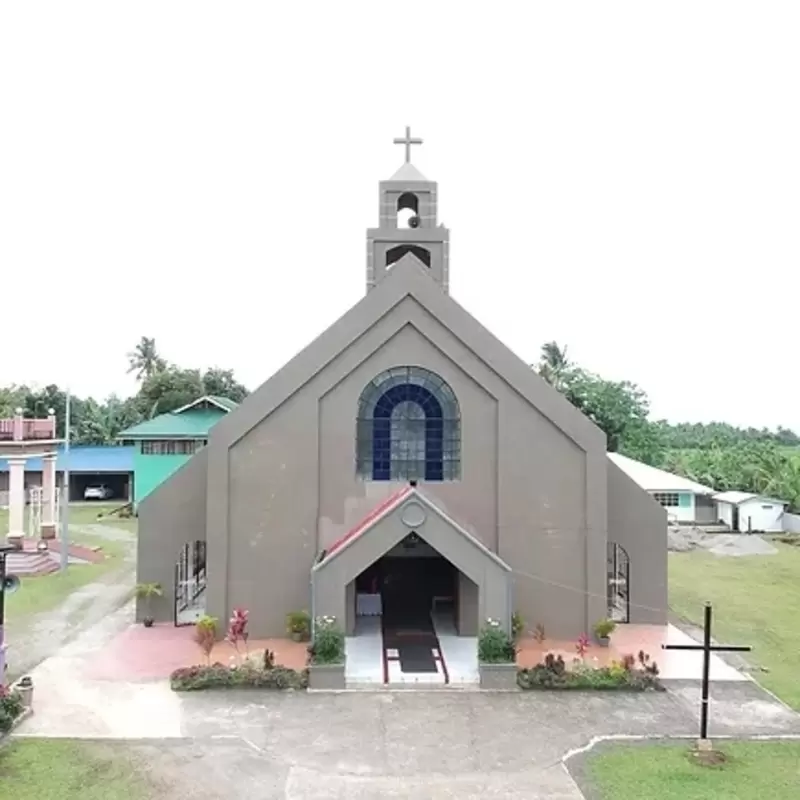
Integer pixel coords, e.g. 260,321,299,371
136,129,667,675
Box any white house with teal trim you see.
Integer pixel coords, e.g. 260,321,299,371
607,453,717,524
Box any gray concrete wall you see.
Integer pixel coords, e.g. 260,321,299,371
607,461,668,625
200,257,613,639
458,572,479,635
136,448,208,623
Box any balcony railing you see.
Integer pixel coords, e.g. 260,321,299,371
0,414,57,441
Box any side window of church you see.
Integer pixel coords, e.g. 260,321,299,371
355,366,461,482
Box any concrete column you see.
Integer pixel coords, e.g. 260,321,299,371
7,457,26,548
41,453,57,540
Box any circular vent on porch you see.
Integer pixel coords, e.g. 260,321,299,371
400,501,426,528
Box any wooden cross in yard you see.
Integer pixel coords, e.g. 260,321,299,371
662,602,751,743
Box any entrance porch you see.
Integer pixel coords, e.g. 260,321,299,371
312,485,511,688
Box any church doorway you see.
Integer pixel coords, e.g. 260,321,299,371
352,534,467,683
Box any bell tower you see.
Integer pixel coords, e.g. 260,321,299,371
366,127,451,293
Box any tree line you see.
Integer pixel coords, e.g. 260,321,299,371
0,337,249,445
534,342,800,511
2,336,798,510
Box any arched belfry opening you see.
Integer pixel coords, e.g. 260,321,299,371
396,192,419,228
386,244,431,269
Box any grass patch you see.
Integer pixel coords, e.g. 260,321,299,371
0,503,137,534
0,739,152,800
669,542,800,709
4,514,135,625
586,740,800,799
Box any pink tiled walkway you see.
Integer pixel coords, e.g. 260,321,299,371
516,623,747,681
86,623,308,681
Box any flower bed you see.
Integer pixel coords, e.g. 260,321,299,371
170,609,308,691
0,687,25,734
517,651,664,691
170,661,308,691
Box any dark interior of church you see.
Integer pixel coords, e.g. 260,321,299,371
356,546,456,630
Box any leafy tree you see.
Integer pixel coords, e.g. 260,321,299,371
201,368,248,404
136,367,205,418
127,337,166,381
561,369,665,462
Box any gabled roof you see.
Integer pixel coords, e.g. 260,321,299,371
607,452,715,495
211,254,607,454
313,485,511,572
387,162,429,182
713,490,787,506
119,395,238,440
173,395,239,414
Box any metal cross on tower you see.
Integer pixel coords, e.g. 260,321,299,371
393,126,423,163
662,602,751,742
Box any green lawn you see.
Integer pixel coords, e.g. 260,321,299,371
0,502,137,534
669,542,800,709
0,739,152,800
2,504,136,624
586,741,800,799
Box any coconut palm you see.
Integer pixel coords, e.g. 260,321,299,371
537,341,571,390
127,337,166,381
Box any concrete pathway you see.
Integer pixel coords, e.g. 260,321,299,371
4,523,135,682
14,603,800,799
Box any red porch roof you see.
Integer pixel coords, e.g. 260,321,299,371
323,486,413,558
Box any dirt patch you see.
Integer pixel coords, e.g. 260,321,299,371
668,527,778,557
4,523,136,682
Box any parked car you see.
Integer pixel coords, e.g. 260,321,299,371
84,484,113,501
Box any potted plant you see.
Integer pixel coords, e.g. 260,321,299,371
593,618,617,647
307,615,345,689
14,676,33,709
135,582,163,627
511,611,525,642
286,610,311,642
478,618,518,689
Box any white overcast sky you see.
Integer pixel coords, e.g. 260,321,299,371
1,2,798,430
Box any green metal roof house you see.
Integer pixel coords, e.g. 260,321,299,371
119,395,237,508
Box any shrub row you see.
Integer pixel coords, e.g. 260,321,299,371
517,652,664,691
170,662,308,692
0,688,25,733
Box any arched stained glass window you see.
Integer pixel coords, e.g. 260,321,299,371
356,366,461,481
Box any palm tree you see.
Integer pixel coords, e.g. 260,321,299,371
537,341,571,391
127,337,166,381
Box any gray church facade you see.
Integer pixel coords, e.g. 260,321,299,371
136,131,667,643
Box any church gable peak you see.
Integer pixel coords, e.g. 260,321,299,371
366,127,450,295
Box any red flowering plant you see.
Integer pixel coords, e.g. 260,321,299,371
575,633,590,661
226,608,250,665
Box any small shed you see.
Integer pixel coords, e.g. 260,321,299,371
713,491,787,533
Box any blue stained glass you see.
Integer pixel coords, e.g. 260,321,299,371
356,366,461,482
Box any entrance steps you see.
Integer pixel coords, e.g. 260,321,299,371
345,681,479,692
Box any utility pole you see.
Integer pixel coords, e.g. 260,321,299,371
0,545,20,686
60,389,71,571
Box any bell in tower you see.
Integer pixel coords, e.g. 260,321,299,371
366,127,451,294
